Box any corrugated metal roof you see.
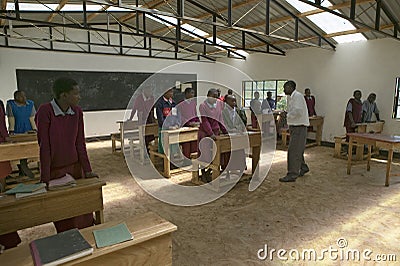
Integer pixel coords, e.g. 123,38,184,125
1,0,400,60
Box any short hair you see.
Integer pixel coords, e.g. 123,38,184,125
184,87,194,94
267,91,272,95
254,91,260,96
353,90,361,96
14,90,24,99
284,80,296,90
227,89,233,95
207,88,218,96
369,93,376,98
305,88,310,92
53,77,78,99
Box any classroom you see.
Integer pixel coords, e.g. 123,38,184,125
1,0,400,265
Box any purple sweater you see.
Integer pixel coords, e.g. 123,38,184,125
35,103,92,183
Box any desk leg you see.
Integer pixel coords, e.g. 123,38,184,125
355,145,363,161
252,146,260,179
347,137,353,175
316,125,322,146
95,210,104,224
385,149,393,187
163,133,171,178
367,145,372,171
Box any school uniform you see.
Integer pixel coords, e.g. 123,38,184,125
250,98,262,128
177,99,199,159
222,106,246,171
0,100,21,249
198,100,227,164
155,97,179,154
304,95,316,116
130,93,156,148
35,99,94,233
344,98,363,135
6,99,36,133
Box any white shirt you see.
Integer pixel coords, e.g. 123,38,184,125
286,90,310,126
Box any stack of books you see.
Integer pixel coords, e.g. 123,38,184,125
5,183,47,199
30,228,93,266
48,174,77,191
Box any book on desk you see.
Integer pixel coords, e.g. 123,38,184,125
29,228,93,266
5,183,47,198
48,174,77,191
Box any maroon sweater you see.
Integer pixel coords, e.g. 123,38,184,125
35,103,92,183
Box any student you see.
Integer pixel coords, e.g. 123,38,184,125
35,77,98,233
250,91,262,128
6,91,37,178
128,86,156,148
177,87,200,161
304,88,317,116
0,99,21,250
344,90,363,138
198,88,227,182
279,80,310,182
262,91,275,111
362,93,380,123
155,89,180,154
222,95,247,177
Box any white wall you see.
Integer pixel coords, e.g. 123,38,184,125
0,48,215,137
2,38,400,140
219,38,400,141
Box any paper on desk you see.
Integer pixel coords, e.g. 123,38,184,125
93,223,133,248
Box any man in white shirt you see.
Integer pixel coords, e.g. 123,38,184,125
279,80,310,182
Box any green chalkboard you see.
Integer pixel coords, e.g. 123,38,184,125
16,69,197,111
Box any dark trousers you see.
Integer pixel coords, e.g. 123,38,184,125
287,125,309,178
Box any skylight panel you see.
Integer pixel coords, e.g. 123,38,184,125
6,3,59,11
285,0,367,43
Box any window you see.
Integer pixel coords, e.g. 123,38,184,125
392,77,400,119
242,79,287,109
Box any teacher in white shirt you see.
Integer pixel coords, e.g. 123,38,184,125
279,80,310,182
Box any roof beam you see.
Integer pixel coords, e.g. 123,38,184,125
212,0,375,37
152,0,261,34
118,0,164,22
47,0,69,22
249,22,395,48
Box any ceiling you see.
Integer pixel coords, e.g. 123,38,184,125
0,0,399,61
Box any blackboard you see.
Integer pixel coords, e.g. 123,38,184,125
16,70,197,111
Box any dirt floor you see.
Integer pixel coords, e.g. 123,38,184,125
17,141,400,265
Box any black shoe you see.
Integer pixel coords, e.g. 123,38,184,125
279,176,296,182
299,169,309,177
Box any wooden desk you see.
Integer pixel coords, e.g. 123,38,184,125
0,178,105,235
113,120,139,154
356,121,384,134
346,133,400,186
161,127,198,178
0,141,39,162
192,131,261,188
9,133,37,142
309,116,324,146
281,116,324,147
1,212,177,266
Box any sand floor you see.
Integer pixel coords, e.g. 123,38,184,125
16,141,400,265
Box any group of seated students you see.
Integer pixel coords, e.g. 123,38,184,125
130,87,250,183
0,77,98,250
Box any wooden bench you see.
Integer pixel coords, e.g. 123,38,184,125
148,139,197,178
129,123,158,163
1,212,177,266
